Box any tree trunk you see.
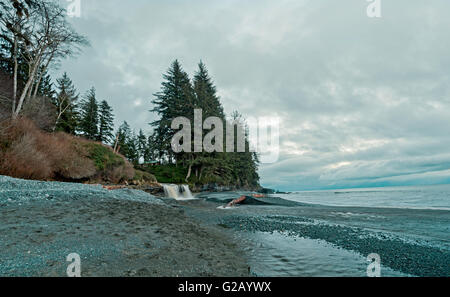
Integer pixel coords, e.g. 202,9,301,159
26,79,33,99
32,55,52,99
32,73,42,99
185,163,192,183
199,166,204,180
12,36,17,116
52,117,60,132
13,59,40,119
113,133,120,153
52,100,70,132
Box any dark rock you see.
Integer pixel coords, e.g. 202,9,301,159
143,186,164,195
259,188,275,194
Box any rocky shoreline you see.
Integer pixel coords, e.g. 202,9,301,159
134,182,268,197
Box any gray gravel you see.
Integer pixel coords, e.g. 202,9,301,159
0,175,164,205
0,175,249,277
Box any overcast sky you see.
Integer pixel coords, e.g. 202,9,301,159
55,0,450,191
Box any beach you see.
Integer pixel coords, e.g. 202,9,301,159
0,176,249,277
1,176,449,277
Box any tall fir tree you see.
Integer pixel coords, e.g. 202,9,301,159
97,100,114,144
79,87,98,140
53,72,79,134
149,60,260,188
193,61,224,119
150,59,195,163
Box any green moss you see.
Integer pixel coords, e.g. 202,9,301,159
83,143,124,171
137,164,187,184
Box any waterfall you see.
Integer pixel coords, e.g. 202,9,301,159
180,185,193,198
163,184,180,199
163,184,195,200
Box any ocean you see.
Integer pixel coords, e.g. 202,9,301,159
282,184,450,210
197,184,450,277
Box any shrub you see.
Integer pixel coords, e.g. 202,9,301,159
1,132,52,180
22,96,57,132
0,117,134,183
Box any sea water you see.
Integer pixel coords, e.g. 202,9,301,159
282,184,450,210
207,185,450,276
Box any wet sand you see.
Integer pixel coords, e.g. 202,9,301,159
0,178,249,277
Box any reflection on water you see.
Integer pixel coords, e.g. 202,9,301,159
243,232,407,277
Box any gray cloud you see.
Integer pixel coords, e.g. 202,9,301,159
55,0,450,190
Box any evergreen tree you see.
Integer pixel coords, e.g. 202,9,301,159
178,61,229,183
227,111,260,188
193,61,224,119
98,100,114,144
127,131,139,164
79,87,98,140
117,121,131,157
145,134,158,163
137,129,147,162
37,73,55,98
149,60,260,188
53,72,79,134
150,60,195,163
116,121,138,163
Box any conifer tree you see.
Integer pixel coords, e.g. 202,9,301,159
137,129,148,162
98,100,114,144
79,87,98,140
53,72,79,134
117,121,131,157
187,61,228,182
36,72,55,98
127,131,139,164
193,61,224,119
149,60,260,188
116,121,138,163
146,134,158,163
150,59,195,163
